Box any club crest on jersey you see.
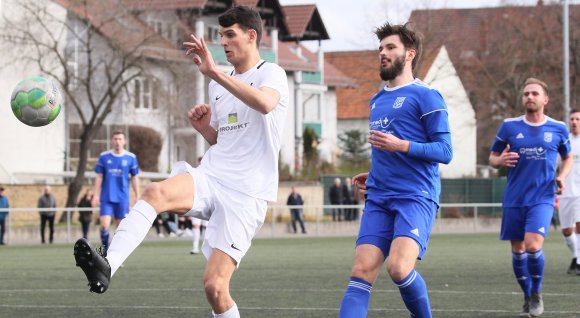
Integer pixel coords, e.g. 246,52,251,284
393,97,406,109
544,132,552,142
122,160,127,167
228,113,238,124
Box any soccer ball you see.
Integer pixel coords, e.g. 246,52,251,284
10,76,62,127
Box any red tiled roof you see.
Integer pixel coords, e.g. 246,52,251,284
281,4,329,41
326,49,439,119
122,0,260,10
122,0,207,10
282,5,314,37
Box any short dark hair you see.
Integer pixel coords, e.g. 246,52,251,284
218,6,263,47
374,22,422,71
571,109,580,115
0,187,4,191
523,77,549,96
112,130,125,137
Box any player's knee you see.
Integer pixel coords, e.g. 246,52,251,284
386,261,412,282
203,276,228,303
350,261,378,283
141,182,165,206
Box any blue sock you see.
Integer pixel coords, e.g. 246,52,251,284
527,249,544,293
395,270,432,318
339,277,372,318
100,228,110,251
512,251,531,298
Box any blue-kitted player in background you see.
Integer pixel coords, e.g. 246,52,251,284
489,77,572,317
338,22,453,318
92,130,140,251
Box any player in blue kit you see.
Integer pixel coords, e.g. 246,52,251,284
92,130,140,251
338,22,452,318
490,78,572,317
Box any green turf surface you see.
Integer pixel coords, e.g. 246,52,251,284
0,233,579,317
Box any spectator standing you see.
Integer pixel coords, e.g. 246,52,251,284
38,185,57,244
0,187,9,245
287,186,306,234
78,189,94,240
343,177,356,221
329,178,344,221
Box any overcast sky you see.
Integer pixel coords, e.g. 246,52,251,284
279,0,565,52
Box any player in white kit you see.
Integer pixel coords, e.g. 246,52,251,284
73,6,288,318
558,109,580,275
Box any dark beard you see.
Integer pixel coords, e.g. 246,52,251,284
379,55,405,81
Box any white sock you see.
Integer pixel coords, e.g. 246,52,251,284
106,200,157,276
192,227,201,252
564,234,576,257
212,303,239,318
576,233,580,264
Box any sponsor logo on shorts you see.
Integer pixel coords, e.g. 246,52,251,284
411,228,420,236
230,243,241,251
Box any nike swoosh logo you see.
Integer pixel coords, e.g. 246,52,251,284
230,243,241,251
215,95,222,101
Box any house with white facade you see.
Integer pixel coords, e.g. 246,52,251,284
0,0,354,184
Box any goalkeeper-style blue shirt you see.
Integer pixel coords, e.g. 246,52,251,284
490,116,570,207
366,79,452,204
95,150,139,203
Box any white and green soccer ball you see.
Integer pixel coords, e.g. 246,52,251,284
10,76,62,127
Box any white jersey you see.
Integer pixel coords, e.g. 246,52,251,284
199,60,288,202
561,134,580,197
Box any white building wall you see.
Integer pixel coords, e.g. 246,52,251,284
0,0,67,184
423,46,477,178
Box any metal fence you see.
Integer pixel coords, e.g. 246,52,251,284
0,202,504,245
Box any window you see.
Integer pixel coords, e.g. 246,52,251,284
134,77,158,110
207,25,220,43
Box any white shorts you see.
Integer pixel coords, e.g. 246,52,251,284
169,161,267,266
558,196,580,228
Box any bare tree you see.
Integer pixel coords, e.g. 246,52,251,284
0,0,166,209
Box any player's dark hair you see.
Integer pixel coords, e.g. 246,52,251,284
374,22,422,71
112,130,125,137
218,6,263,47
523,77,549,96
571,109,580,114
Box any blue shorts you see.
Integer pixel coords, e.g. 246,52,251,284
100,200,130,220
500,203,553,241
356,196,438,260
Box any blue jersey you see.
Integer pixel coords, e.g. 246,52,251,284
490,116,570,207
95,150,139,203
366,79,451,204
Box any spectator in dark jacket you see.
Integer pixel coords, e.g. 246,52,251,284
329,178,344,221
287,186,306,234
77,189,94,240
38,185,57,244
